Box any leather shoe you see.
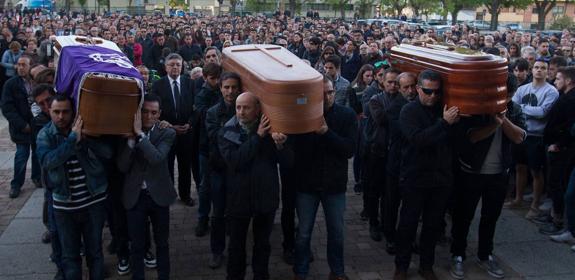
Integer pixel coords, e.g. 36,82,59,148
418,268,439,280
386,241,396,255
393,270,407,280
182,198,195,207
195,218,209,237
208,254,223,269
328,272,349,280
369,226,382,242
41,230,51,244
9,188,20,199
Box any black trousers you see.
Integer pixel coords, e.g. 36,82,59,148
364,154,386,227
547,151,572,218
127,191,170,280
395,185,451,271
383,174,401,243
168,133,194,202
451,172,507,260
227,213,275,280
280,166,297,251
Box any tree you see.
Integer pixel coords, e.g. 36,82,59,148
533,0,557,30
409,0,440,18
78,0,87,9
382,0,408,18
356,0,375,18
326,0,351,19
289,0,297,16
482,0,532,31
443,0,481,25
550,14,573,29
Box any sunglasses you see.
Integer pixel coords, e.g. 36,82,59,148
420,87,441,96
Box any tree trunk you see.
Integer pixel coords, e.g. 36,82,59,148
340,2,346,19
487,1,499,31
289,0,296,16
451,8,460,25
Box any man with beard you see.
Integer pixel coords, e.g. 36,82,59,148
382,72,417,254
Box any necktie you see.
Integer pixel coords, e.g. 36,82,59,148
173,80,180,116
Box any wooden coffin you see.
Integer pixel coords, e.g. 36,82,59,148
54,36,142,136
222,44,323,134
78,74,141,136
390,44,508,115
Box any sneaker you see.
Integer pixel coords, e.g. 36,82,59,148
450,256,465,279
418,268,439,280
531,214,554,225
9,188,20,199
538,199,553,212
476,255,504,279
525,207,542,220
195,218,209,237
283,249,295,265
208,254,224,269
117,258,131,276
523,193,534,202
550,231,575,243
539,222,565,235
328,272,350,280
503,199,523,209
144,251,157,268
393,270,407,280
369,226,382,242
385,241,396,255
41,230,51,244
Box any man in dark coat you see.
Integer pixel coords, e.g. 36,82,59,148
1,55,40,198
218,92,292,280
393,70,460,280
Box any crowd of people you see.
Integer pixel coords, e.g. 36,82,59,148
1,7,575,280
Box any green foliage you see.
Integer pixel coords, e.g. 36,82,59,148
356,0,375,18
408,0,440,17
245,0,275,13
381,0,408,17
78,0,86,8
550,15,573,30
326,0,351,18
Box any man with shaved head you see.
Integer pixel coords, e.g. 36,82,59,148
218,92,292,280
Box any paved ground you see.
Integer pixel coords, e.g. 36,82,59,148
0,114,574,280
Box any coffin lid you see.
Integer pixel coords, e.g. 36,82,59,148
391,43,504,63
222,44,323,84
53,35,122,54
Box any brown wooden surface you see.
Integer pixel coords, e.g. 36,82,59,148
78,76,140,136
390,44,508,115
222,44,324,134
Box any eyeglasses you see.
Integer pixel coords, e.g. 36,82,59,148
419,87,441,96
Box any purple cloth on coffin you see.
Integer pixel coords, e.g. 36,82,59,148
55,45,143,102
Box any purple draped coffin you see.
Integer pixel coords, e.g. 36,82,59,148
55,45,144,136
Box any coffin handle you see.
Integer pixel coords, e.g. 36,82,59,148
255,45,293,68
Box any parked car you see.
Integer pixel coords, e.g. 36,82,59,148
468,20,491,30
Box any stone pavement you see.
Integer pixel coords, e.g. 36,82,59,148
0,114,575,280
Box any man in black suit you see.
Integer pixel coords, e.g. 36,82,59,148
151,53,197,206
117,94,177,280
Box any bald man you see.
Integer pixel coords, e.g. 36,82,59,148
218,92,292,280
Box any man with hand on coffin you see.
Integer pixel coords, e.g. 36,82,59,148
151,53,197,207
293,75,357,280
393,69,459,280
218,92,292,280
449,75,526,280
193,62,223,237
117,94,177,280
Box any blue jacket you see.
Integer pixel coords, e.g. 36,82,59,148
36,122,112,202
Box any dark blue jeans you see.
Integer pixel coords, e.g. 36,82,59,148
45,189,62,269
210,170,226,255
127,191,170,280
294,192,346,278
565,167,575,233
198,154,211,221
11,143,40,190
54,202,106,280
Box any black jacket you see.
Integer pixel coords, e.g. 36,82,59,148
195,83,221,156
399,98,455,188
150,75,196,128
1,76,33,144
458,101,526,173
178,44,203,62
544,88,575,148
385,94,409,174
303,49,321,68
365,92,397,157
291,104,357,194
218,116,293,217
288,42,305,58
205,99,235,172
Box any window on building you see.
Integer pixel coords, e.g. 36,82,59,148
552,6,565,16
